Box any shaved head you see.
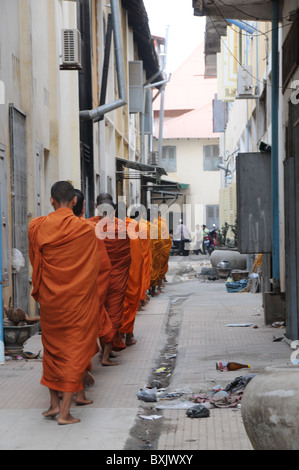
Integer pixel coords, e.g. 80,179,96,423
51,181,76,203
96,192,113,206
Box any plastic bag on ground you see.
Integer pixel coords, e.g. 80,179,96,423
186,404,210,419
137,387,157,402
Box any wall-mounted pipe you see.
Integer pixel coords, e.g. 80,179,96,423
0,191,4,364
226,19,255,35
271,0,280,291
79,0,127,122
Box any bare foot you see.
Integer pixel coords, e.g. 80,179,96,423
101,358,118,366
82,371,94,387
75,397,93,406
42,407,60,419
57,414,80,425
75,391,93,406
126,333,137,346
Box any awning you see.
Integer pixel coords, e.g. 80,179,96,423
141,179,189,191
143,179,189,204
116,157,167,179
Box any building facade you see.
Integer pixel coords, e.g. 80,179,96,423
0,0,162,316
195,0,299,339
152,43,220,233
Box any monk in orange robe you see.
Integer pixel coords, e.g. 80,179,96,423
28,181,100,425
74,190,112,369
158,212,172,284
137,206,152,305
90,196,131,364
118,215,144,345
149,209,163,296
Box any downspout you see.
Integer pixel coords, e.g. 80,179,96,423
158,26,169,165
141,76,170,163
0,191,4,364
271,0,280,292
79,0,126,122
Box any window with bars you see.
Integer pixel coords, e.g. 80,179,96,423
203,144,220,171
206,205,219,228
160,145,177,172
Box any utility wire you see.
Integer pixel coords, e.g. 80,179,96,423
214,0,291,22
211,0,295,38
207,12,295,93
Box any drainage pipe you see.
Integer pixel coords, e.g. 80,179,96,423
79,0,127,122
271,0,280,292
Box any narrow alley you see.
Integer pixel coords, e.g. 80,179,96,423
0,255,291,452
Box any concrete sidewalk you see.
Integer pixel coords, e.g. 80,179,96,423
156,258,291,450
0,256,292,450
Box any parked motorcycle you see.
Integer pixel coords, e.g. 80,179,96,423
203,225,218,255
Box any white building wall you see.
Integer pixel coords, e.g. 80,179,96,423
162,137,220,231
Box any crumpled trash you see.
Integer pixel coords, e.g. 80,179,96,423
158,392,182,399
224,375,256,394
154,367,167,374
211,390,243,408
271,321,285,328
150,379,162,389
186,404,210,419
12,248,25,272
137,387,157,402
139,414,162,420
193,375,255,409
156,399,195,410
226,279,248,293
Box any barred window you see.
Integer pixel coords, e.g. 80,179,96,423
160,145,177,172
203,145,220,171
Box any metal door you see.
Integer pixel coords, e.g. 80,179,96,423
206,205,219,229
0,145,9,287
9,104,29,312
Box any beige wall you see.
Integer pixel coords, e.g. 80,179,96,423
0,0,81,311
156,137,220,229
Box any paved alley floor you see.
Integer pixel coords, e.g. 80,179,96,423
0,255,292,451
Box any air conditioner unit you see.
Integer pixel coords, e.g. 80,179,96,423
148,151,158,166
236,65,259,99
61,29,81,69
237,65,252,95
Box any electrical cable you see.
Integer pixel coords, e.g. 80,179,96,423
211,0,295,38
214,0,291,22
207,12,295,93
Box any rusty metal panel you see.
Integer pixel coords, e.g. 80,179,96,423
9,104,29,312
236,152,272,253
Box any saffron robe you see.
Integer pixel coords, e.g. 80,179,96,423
119,218,144,335
94,216,131,350
158,216,172,279
28,207,100,393
150,218,163,287
87,216,112,339
138,217,152,300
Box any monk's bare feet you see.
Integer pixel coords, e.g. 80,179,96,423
58,413,80,425
101,359,118,366
126,333,137,346
82,371,94,387
75,390,93,406
42,406,60,419
75,398,93,406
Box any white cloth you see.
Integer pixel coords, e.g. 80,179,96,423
174,224,191,240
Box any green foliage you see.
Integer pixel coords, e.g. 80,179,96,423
218,218,238,247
